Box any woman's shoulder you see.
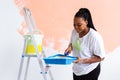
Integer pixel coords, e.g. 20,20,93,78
89,28,103,40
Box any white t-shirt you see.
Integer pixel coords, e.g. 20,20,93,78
70,28,105,76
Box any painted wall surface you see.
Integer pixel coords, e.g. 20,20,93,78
14,0,120,52
0,0,120,80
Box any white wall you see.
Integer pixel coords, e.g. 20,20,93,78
99,47,120,80
0,0,120,80
0,0,23,80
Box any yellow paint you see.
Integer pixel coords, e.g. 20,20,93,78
25,45,42,55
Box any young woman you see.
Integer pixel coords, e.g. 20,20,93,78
64,8,105,80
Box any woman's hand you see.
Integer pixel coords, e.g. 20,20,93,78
64,44,72,55
74,57,83,63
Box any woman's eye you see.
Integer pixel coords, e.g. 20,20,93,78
78,25,81,27
73,24,82,27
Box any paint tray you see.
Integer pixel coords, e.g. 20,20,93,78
43,54,77,65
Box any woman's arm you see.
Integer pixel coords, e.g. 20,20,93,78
74,55,104,64
64,43,73,54
83,55,104,64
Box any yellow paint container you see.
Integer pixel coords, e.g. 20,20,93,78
24,34,43,55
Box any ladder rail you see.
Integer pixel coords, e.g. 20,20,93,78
27,8,38,33
24,57,30,80
17,37,27,80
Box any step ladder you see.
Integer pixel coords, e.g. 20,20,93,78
17,7,54,80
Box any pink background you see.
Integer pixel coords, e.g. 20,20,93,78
15,0,120,52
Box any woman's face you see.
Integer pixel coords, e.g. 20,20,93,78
73,17,88,33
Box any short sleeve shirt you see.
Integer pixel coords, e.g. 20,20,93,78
70,28,105,76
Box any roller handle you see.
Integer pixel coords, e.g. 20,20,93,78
64,52,70,56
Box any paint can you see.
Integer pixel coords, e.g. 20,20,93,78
24,33,43,55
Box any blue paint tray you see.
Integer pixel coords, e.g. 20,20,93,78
43,54,77,65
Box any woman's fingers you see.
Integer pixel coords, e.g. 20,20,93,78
73,57,83,63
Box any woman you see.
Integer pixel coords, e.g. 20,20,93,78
64,8,105,80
